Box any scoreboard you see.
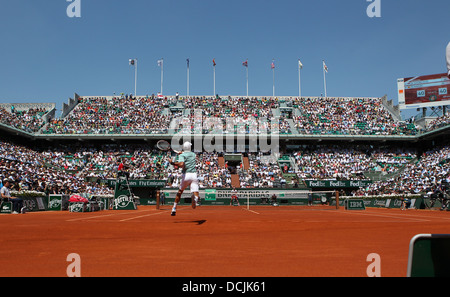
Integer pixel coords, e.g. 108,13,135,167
398,73,450,109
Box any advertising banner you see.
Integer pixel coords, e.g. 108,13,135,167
106,179,166,188
304,180,372,188
113,177,137,210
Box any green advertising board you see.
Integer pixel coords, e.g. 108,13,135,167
112,195,137,210
345,199,366,210
69,202,87,212
342,196,424,209
69,201,102,212
48,195,63,211
113,177,137,210
0,202,12,214
22,196,48,212
205,189,217,201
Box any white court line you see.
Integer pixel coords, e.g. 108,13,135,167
119,210,171,221
66,209,152,222
243,208,260,215
383,211,450,221
338,210,431,222
119,206,192,222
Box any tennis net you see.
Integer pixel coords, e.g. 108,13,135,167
157,188,342,210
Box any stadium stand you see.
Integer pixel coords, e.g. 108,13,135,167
0,140,113,195
291,97,418,135
353,145,450,196
0,106,50,133
43,95,175,134
1,136,446,196
2,95,449,138
0,94,449,198
426,111,450,132
20,95,423,136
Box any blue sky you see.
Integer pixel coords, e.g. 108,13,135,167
0,0,449,119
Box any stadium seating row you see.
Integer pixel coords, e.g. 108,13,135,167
3,95,449,136
1,138,448,197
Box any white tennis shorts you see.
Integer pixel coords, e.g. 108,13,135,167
179,172,199,193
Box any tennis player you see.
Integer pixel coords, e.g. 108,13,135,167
170,141,200,216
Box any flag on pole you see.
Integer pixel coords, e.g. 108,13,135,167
242,60,248,67
157,59,163,67
323,60,328,73
271,60,275,69
187,58,190,68
298,59,303,69
213,58,216,66
129,59,136,66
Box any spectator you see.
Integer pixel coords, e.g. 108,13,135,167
1,180,24,214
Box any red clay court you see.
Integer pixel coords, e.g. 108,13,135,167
1,205,450,277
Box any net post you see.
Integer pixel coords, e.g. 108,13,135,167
156,189,160,210
335,190,339,210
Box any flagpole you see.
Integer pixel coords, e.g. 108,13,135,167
272,59,275,97
213,63,216,96
135,59,138,96
298,60,301,98
129,59,137,96
246,61,249,97
161,58,164,95
187,59,190,97
323,60,327,99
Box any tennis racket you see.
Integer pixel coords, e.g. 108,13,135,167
156,140,181,154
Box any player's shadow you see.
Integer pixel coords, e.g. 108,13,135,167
174,220,207,225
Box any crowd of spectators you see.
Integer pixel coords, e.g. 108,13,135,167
79,144,172,181
0,139,237,195
292,145,416,180
44,95,175,134
175,96,291,134
73,144,233,188
1,135,449,197
292,97,418,135
368,147,416,174
3,95,450,137
0,140,112,196
1,93,450,199
0,106,48,133
353,146,450,196
239,152,287,188
426,111,450,132
293,146,372,180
